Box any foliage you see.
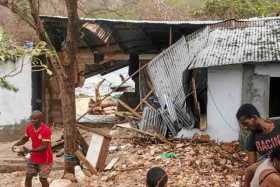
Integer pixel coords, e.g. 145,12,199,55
0,77,18,92
0,28,54,92
196,0,280,19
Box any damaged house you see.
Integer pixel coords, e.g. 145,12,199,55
40,16,217,126
11,16,278,144
143,17,280,142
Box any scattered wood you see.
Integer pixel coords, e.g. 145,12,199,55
86,131,111,171
116,164,145,172
115,111,140,120
117,100,142,118
116,123,174,146
134,89,154,111
104,157,119,171
76,63,150,122
192,133,210,143
51,140,64,152
77,124,112,140
74,150,97,175
143,100,156,111
75,128,89,153
191,74,201,127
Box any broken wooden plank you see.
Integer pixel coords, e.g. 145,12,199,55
143,100,156,111
116,123,174,146
104,157,119,171
75,128,89,153
86,132,111,171
118,99,142,118
74,150,97,175
134,89,155,111
191,75,201,127
51,140,64,151
77,124,112,139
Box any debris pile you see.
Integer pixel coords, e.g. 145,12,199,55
78,126,247,187
88,98,117,115
87,80,118,115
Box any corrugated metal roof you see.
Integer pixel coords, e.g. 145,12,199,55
40,15,220,25
188,18,280,68
40,15,216,54
145,17,280,129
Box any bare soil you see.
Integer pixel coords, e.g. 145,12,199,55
0,126,247,187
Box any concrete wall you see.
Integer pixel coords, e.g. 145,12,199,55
0,56,32,126
207,65,242,142
255,64,280,77
242,63,280,118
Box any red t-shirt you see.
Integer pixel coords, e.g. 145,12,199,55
25,123,53,164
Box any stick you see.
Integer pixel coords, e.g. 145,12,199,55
77,124,112,139
116,124,174,146
191,75,201,127
77,63,150,122
75,128,89,153
134,89,154,111
143,100,156,111
118,100,142,118
74,150,97,175
51,140,64,151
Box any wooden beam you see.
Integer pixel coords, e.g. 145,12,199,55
118,99,142,118
75,49,157,65
75,128,89,153
191,74,201,127
134,89,154,111
116,123,174,146
77,124,112,139
74,150,98,175
143,100,156,111
169,26,173,46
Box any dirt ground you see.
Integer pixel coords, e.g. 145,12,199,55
0,128,64,187
0,126,248,187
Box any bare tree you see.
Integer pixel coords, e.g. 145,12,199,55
0,0,80,175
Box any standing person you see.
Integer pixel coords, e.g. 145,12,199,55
250,148,280,187
236,104,280,187
12,111,53,187
146,167,168,187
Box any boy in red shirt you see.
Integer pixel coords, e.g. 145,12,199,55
12,111,53,187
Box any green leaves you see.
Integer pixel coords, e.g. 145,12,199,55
0,78,19,92
0,29,54,91
200,0,280,19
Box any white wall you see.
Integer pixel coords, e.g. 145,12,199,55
0,56,32,126
255,64,280,77
207,65,242,142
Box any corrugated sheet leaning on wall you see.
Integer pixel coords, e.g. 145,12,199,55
141,17,280,137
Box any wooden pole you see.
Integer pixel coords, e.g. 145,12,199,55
191,73,201,127
169,26,173,46
143,100,156,111
116,124,174,146
118,99,142,118
75,128,89,153
134,89,154,111
74,150,98,175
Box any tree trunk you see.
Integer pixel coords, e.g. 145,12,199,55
28,0,80,174
1,0,80,175
63,0,80,174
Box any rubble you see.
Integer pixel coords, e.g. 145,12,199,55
78,128,247,187
0,124,247,187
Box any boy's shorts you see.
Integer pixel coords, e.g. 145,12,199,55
27,160,52,179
